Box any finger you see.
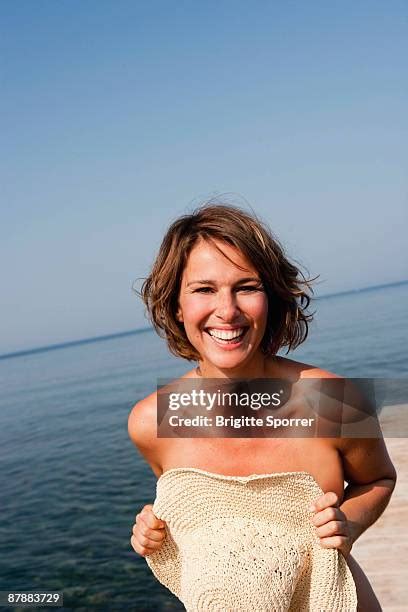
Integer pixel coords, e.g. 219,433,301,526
130,534,156,557
309,491,339,513
133,522,166,543
318,535,348,550
136,532,163,551
315,520,348,538
135,505,162,525
311,506,344,527
140,507,166,530
138,513,166,534
132,526,165,550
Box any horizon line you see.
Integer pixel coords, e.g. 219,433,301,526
1,278,407,361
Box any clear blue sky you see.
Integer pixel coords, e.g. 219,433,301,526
1,1,407,354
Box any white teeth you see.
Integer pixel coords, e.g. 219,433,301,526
208,328,245,340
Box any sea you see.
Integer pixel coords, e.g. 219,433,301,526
0,281,407,611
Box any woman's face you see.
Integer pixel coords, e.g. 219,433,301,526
177,238,268,377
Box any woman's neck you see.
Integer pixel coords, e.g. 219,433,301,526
196,354,275,379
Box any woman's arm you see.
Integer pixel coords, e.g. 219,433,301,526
303,368,397,554
128,395,168,556
310,435,396,557
338,435,397,544
128,393,163,478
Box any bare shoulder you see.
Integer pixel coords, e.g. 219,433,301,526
128,391,163,477
128,367,197,444
128,368,196,477
300,365,343,379
274,357,397,484
273,355,343,380
128,391,157,449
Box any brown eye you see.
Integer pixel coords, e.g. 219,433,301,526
238,286,262,292
194,287,214,293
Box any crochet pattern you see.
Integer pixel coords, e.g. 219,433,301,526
146,468,357,611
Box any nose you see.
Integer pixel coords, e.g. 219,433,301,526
214,289,241,321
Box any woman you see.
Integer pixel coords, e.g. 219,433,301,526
129,203,396,611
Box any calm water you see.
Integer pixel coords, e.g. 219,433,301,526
1,282,407,611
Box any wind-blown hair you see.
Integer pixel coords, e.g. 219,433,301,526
139,203,316,361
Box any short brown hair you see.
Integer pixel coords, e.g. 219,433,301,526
139,202,315,361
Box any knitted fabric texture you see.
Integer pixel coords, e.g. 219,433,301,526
146,468,357,612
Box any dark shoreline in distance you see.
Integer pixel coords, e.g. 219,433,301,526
1,279,407,362
0,327,152,362
315,279,408,301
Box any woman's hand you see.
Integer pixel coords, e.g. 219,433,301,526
309,492,354,558
130,504,166,557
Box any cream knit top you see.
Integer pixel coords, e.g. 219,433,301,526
146,468,357,612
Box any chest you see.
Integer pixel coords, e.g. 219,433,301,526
160,437,345,500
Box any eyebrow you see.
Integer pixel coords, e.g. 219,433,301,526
186,277,262,287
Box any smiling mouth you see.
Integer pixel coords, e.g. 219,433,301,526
205,327,249,344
